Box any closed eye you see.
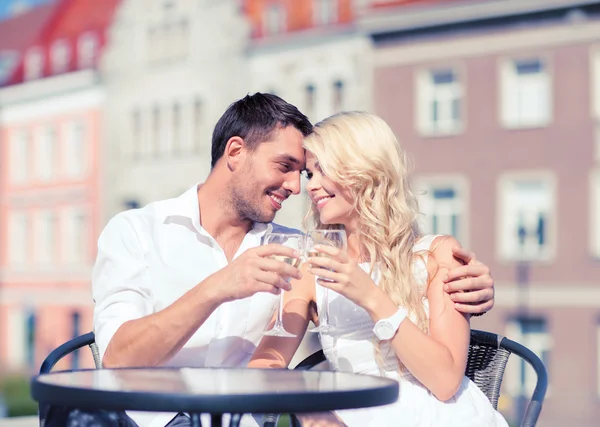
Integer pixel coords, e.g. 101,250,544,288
278,162,292,172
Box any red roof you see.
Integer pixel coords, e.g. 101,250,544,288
0,0,121,87
44,0,121,40
0,3,59,52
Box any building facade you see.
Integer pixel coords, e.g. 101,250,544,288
99,0,250,222
244,0,373,229
0,0,119,372
364,0,600,425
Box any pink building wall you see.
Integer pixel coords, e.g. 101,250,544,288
0,108,103,371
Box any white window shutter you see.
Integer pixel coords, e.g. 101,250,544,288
416,72,431,134
593,51,600,120
501,62,518,127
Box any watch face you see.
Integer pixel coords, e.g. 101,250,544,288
376,323,394,340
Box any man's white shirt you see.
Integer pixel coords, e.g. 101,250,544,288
93,183,299,427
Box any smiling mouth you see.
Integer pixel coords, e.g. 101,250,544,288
315,195,334,209
268,192,285,209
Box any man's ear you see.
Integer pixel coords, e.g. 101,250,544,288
224,136,245,171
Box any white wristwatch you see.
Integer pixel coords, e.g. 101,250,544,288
373,307,408,341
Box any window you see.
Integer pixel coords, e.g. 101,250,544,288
333,80,344,112
35,210,56,264
305,84,316,119
177,19,189,59
417,68,463,135
63,207,87,263
172,103,181,155
264,3,286,35
10,129,29,184
498,173,555,261
595,125,600,164
591,47,600,121
50,39,70,74
591,169,600,258
124,199,141,210
77,32,98,69
152,106,161,157
24,47,43,80
0,50,19,85
501,57,551,128
71,311,81,369
7,307,25,369
597,321,600,397
36,126,56,181
25,309,36,369
147,27,158,63
8,211,29,265
165,19,189,60
193,99,203,153
314,0,338,26
64,120,87,177
505,318,551,399
415,176,468,245
132,108,142,158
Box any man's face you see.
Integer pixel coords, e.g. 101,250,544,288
230,126,305,223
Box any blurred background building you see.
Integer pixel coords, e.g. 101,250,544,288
0,0,598,426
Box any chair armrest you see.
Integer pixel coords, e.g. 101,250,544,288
293,350,326,371
39,332,96,374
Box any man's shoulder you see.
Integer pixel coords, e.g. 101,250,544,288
270,222,303,235
104,200,164,233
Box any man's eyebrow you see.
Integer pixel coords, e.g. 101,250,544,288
276,154,302,164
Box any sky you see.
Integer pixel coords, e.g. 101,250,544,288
0,0,54,21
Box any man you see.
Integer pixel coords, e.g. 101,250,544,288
47,93,494,427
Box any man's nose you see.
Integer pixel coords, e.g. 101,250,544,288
283,172,302,195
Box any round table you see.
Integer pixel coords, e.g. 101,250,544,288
31,367,399,427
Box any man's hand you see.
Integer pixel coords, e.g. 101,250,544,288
443,246,494,315
212,244,303,302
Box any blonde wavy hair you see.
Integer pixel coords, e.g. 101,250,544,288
303,111,429,337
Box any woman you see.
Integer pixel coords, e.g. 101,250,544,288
248,112,508,426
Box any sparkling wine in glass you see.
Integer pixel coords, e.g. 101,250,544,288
262,232,303,337
305,229,347,334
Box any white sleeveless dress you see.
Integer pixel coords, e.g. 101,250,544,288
315,235,508,427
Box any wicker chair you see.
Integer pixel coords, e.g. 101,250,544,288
39,331,102,374
274,329,548,427
38,332,101,426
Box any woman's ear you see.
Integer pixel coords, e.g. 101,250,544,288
224,136,245,171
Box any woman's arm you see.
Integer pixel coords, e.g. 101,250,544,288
366,236,470,401
248,264,316,369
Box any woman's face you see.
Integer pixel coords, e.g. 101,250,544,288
304,151,356,227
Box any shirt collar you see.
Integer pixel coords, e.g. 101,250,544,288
159,182,273,239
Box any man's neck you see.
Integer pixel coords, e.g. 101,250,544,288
197,174,254,260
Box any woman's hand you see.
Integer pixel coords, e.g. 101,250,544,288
307,244,384,311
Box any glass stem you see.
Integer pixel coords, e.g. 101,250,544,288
275,290,285,328
321,288,329,325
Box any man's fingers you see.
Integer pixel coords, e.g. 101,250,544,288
444,275,493,293
254,270,292,291
444,264,490,283
256,243,300,258
451,246,477,265
455,299,494,315
259,257,302,280
450,288,493,304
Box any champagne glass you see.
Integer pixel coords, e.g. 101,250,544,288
305,229,347,333
262,232,304,337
